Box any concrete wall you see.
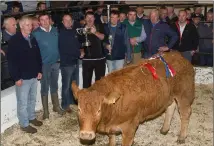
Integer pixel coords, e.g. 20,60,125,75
1,66,213,133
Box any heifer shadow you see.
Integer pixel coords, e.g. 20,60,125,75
80,138,96,145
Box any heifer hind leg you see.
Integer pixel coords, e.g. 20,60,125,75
160,100,176,135
176,92,193,144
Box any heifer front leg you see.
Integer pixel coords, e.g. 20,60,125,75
108,134,116,146
160,100,176,135
121,127,137,146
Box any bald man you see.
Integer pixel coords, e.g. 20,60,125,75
2,17,17,42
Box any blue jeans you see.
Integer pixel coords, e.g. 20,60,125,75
40,63,59,96
15,78,38,128
107,59,125,73
61,64,79,109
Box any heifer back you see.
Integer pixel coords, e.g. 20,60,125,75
75,51,195,146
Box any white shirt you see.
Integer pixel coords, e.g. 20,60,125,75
128,21,135,26
179,22,187,37
40,26,52,32
137,14,144,19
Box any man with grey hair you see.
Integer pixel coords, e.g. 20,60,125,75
7,15,43,133
1,17,17,88
2,17,17,42
142,9,178,58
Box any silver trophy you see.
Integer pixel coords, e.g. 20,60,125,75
76,27,91,47
108,35,113,55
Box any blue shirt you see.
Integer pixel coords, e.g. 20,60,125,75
32,27,59,64
24,35,32,48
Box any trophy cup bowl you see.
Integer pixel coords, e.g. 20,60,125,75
76,27,91,47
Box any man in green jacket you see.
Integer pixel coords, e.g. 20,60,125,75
123,9,147,64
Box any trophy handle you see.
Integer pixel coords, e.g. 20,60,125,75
76,28,83,35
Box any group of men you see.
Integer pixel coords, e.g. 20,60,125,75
1,4,213,134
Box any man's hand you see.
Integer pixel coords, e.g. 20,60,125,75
106,45,112,54
158,46,169,52
80,49,85,58
37,73,42,80
16,80,23,86
90,26,97,34
80,52,85,58
130,38,137,46
191,50,196,56
1,49,5,56
106,45,112,51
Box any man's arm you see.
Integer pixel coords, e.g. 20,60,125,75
91,25,105,40
191,25,199,51
135,24,147,43
102,24,110,46
34,39,42,74
7,38,21,82
124,27,132,62
165,25,179,49
94,31,105,40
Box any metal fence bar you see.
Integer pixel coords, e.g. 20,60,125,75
1,3,213,18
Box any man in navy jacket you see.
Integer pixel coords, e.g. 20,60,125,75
7,15,43,134
143,9,178,58
104,10,132,72
58,13,82,112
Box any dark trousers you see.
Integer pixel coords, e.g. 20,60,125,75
199,55,213,67
82,59,106,88
199,48,213,67
61,63,79,110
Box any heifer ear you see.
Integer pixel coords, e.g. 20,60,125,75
71,81,80,100
103,92,121,104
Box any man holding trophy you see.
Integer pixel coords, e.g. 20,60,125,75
104,10,132,73
78,11,106,88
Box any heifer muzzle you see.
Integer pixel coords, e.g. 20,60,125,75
80,131,96,141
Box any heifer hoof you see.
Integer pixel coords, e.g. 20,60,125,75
177,139,185,144
160,128,169,135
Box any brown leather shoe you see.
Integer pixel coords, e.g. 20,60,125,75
21,125,37,134
66,107,72,113
29,119,43,126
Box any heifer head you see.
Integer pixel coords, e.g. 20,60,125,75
72,81,120,141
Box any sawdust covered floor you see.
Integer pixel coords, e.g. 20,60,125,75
1,84,213,146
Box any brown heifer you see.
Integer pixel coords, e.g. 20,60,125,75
72,51,195,146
